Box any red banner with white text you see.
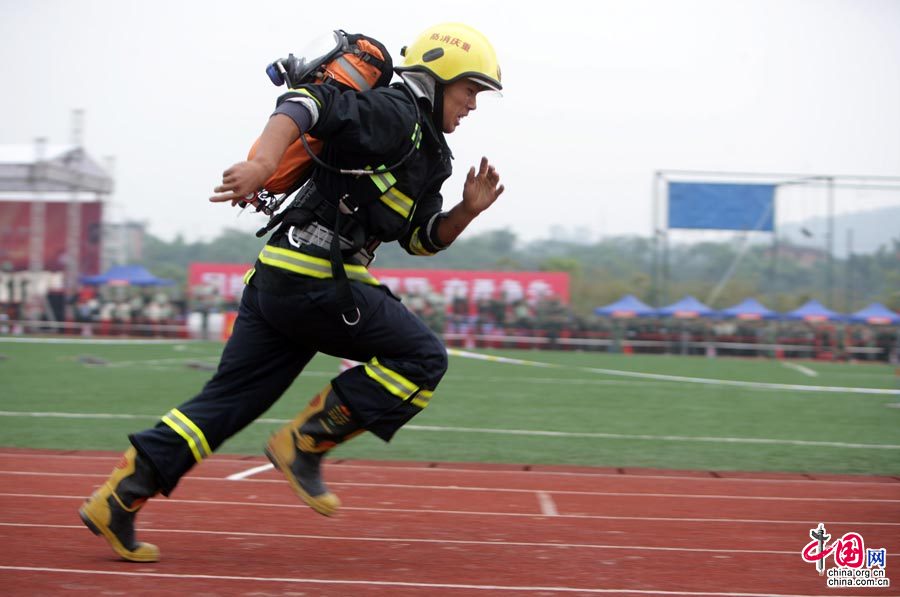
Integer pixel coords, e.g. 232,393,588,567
188,263,569,308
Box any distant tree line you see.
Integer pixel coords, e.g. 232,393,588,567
142,228,900,315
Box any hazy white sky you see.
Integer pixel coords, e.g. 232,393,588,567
2,0,899,243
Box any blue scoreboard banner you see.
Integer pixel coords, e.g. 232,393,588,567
668,182,776,231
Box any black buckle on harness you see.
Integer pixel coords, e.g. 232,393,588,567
259,184,367,329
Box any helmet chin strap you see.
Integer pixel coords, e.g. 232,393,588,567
398,70,444,129
432,82,445,132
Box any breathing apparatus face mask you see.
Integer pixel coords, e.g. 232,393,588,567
266,31,348,88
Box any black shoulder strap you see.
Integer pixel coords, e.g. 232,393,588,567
343,32,393,88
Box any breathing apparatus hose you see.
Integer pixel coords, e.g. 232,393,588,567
295,83,422,177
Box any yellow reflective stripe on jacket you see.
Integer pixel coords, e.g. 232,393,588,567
380,186,414,218
162,408,212,463
258,245,380,286
364,357,433,408
408,227,435,256
411,123,422,149
286,87,322,108
243,267,256,285
368,167,397,193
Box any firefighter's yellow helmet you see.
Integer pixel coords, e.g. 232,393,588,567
396,23,502,91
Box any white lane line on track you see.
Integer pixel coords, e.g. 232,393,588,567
0,566,850,597
3,410,898,451
6,471,899,503
1,451,898,487
0,566,836,597
0,522,803,555
780,361,819,377
225,463,272,480
4,493,899,526
536,491,559,516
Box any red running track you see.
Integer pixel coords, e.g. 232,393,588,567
0,448,897,596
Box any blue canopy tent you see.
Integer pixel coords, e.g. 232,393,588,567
848,303,900,325
783,300,845,322
657,295,718,319
720,297,779,321
594,294,657,318
80,265,174,287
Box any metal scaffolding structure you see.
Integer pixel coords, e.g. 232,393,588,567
650,169,900,308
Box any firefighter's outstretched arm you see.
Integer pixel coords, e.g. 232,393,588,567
436,156,504,246
209,114,302,206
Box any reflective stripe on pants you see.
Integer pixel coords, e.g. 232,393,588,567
130,278,447,494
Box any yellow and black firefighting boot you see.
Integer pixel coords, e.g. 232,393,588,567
265,385,363,516
79,447,161,562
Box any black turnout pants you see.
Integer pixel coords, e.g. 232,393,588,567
130,280,448,494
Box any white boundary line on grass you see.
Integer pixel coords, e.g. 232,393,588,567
447,348,899,395
3,339,894,395
3,410,899,450
2,410,899,450
402,425,900,450
0,566,847,596
579,365,896,395
0,337,192,345
780,361,819,377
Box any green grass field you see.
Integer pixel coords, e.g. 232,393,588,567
1,338,898,475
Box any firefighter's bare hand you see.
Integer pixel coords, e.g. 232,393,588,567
462,157,504,217
209,161,269,206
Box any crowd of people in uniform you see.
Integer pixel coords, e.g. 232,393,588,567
393,288,898,363
1,283,895,363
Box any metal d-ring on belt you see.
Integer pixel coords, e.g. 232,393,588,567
286,221,375,267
